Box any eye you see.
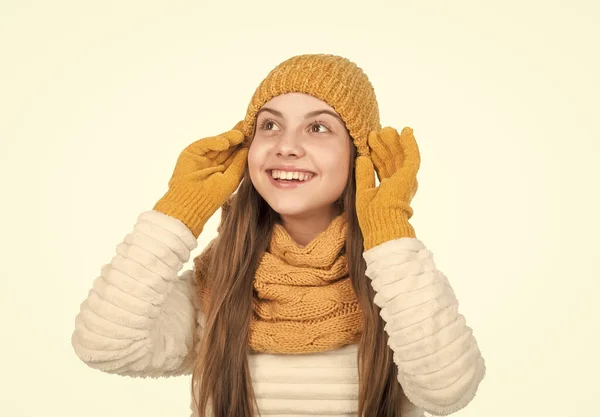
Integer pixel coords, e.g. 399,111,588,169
310,122,330,133
258,118,280,131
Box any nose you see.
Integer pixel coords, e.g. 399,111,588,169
273,130,305,158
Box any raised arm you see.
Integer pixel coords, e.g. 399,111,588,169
71,210,202,377
72,123,249,377
363,238,485,415
355,127,486,414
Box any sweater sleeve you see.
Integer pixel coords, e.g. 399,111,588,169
363,238,486,416
71,210,206,378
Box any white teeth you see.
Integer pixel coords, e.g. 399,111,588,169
271,170,314,181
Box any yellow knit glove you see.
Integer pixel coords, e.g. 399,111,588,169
355,126,420,251
153,123,248,238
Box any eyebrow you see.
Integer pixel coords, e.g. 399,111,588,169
257,107,344,124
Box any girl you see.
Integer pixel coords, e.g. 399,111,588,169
72,54,486,417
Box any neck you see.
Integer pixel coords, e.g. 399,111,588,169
279,205,342,247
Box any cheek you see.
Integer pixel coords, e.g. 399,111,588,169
247,143,268,186
247,146,259,172
320,142,350,174
315,142,351,192
332,158,351,190
247,142,266,171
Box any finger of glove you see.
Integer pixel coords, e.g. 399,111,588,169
367,131,388,178
370,150,389,181
185,135,230,156
206,147,237,165
369,128,397,157
168,164,225,186
379,129,420,203
170,151,215,179
379,127,408,171
223,147,248,180
368,130,396,179
397,127,421,178
355,156,376,191
202,150,220,163
222,129,245,147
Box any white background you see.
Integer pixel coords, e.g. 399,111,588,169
1,1,599,416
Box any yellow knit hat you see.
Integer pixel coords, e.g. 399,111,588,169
241,54,381,156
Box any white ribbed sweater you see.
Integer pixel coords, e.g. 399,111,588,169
71,211,485,416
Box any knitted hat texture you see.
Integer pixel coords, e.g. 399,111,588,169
241,54,381,156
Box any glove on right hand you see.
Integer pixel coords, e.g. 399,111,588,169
153,123,248,238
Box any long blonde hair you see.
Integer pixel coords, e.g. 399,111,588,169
191,141,403,417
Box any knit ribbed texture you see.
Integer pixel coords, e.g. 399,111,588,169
194,213,363,354
361,208,415,250
153,185,218,239
242,54,381,156
71,210,484,416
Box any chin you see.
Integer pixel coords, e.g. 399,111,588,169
265,197,339,220
265,200,313,217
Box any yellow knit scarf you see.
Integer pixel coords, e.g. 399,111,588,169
194,213,363,354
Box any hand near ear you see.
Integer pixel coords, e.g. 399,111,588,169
154,122,248,238
355,127,420,250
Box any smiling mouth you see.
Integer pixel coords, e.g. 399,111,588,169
267,170,316,183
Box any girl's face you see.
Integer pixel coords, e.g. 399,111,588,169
248,93,351,221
